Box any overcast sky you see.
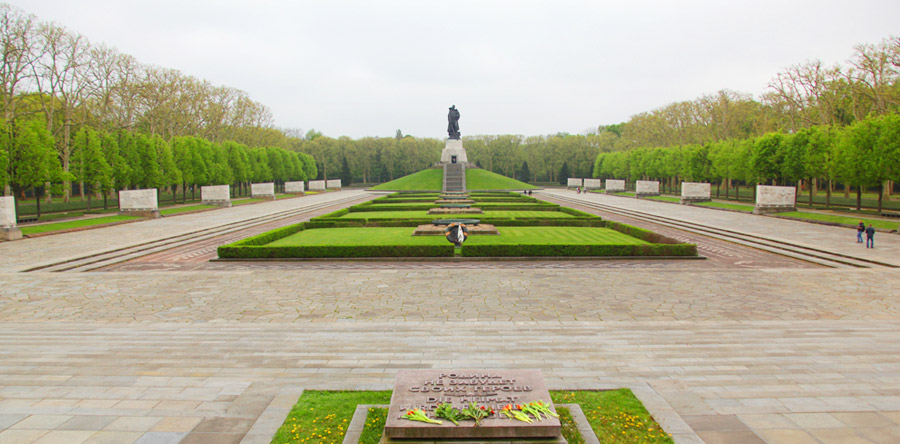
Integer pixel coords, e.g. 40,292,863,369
10,0,900,139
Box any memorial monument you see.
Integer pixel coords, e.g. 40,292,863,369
0,196,23,241
441,105,467,193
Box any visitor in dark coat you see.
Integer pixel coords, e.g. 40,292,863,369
865,224,875,249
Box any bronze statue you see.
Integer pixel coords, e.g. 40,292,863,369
447,105,460,139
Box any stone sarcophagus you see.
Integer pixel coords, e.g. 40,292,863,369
635,180,660,197
583,178,602,190
326,179,342,190
754,185,796,214
605,179,625,193
251,183,275,200
201,185,231,207
118,189,160,218
567,178,582,189
680,182,711,204
285,181,305,194
0,196,22,240
308,180,326,191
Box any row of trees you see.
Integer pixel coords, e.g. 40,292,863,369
593,113,900,211
1,3,299,203
1,112,315,214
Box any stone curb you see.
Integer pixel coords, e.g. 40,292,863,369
239,386,304,444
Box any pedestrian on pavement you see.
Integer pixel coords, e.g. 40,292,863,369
857,220,865,243
866,224,875,249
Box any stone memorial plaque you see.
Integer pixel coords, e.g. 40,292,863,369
583,178,602,190
119,189,158,211
285,181,305,194
309,180,326,191
681,182,710,203
385,369,561,439
326,179,342,189
251,182,275,197
0,196,15,228
201,185,230,202
567,178,582,188
605,179,625,192
635,180,659,196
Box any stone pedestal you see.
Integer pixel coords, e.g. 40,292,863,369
119,189,161,218
754,185,796,214
308,180,326,192
583,179,602,190
635,180,660,197
605,179,625,193
326,179,342,190
441,138,468,164
251,183,276,200
680,182,711,204
285,181,305,194
567,178,583,189
201,185,232,207
1,196,22,240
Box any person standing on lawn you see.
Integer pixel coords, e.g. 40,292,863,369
857,220,865,243
865,224,875,249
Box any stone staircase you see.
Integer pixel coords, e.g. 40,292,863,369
442,163,466,193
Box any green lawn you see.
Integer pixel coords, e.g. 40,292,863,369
232,198,266,205
463,227,649,246
695,201,754,212
21,215,142,236
159,204,217,215
646,196,680,203
371,168,538,191
338,210,576,219
774,211,898,229
271,390,672,444
370,169,443,190
267,227,447,247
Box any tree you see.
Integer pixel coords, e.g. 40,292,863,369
2,116,60,217
71,127,111,210
836,119,880,210
517,161,531,183
339,156,351,185
558,162,570,185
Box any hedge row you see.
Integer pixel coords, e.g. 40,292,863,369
461,243,697,257
604,220,682,245
219,244,455,259
310,217,604,227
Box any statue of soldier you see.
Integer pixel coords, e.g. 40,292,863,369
447,105,460,139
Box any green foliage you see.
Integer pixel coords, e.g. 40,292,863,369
370,168,443,190
2,115,61,194
20,215,141,236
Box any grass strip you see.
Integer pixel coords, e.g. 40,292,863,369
646,196,680,203
273,390,671,444
774,211,898,230
694,201,754,212
21,215,142,236
159,204,217,215
233,198,266,205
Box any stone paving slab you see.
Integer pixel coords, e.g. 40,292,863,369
543,189,900,266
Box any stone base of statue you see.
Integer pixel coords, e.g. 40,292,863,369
1,227,22,241
441,138,468,164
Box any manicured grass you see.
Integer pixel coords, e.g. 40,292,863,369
463,227,649,246
612,192,635,197
774,211,898,230
466,169,538,190
271,390,390,444
272,390,671,444
20,215,142,235
232,198,266,205
159,204,217,215
371,168,538,191
267,227,448,247
646,196,680,203
694,201,754,212
338,211,576,219
370,169,443,191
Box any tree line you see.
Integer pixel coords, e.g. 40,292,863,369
0,3,307,207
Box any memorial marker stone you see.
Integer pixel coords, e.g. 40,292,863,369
605,179,625,193
385,369,561,439
635,180,660,197
251,182,275,200
680,182,711,204
0,196,22,241
326,179,342,190
285,181,305,194
567,178,582,189
118,189,160,218
201,185,231,207
583,178,602,190
754,185,796,214
309,180,326,191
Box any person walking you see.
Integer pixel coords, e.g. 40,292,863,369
857,220,865,243
865,224,875,249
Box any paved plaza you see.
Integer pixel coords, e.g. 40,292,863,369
1,190,899,444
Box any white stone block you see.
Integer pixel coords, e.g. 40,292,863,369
201,185,230,204
285,181,305,194
309,180,326,191
635,180,660,196
605,179,625,192
567,178,583,188
755,185,796,214
251,183,275,197
583,179,602,190
119,189,158,211
326,179,342,190
680,182,711,203
440,138,468,164
0,196,15,228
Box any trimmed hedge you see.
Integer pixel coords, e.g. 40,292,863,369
219,244,454,259
559,207,598,218
461,243,696,257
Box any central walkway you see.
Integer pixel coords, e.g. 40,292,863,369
1,190,899,444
